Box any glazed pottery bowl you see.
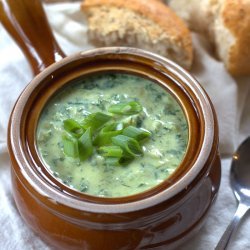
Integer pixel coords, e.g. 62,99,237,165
1,0,221,249
8,47,221,249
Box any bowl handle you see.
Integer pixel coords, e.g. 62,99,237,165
0,0,66,75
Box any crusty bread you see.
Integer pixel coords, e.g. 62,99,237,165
167,0,250,76
81,0,193,70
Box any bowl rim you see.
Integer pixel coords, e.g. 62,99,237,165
8,47,215,213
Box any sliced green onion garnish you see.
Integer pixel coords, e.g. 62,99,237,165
99,145,123,158
61,100,149,165
112,135,143,157
94,131,121,146
119,156,133,165
105,157,121,166
102,122,121,132
108,101,142,115
94,122,122,146
81,112,112,131
62,133,79,158
122,126,151,141
78,128,93,161
63,119,84,137
105,156,132,166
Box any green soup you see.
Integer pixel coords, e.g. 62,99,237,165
36,73,188,197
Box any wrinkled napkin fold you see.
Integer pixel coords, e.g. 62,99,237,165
0,2,250,249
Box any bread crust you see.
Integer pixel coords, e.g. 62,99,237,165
222,0,250,75
82,0,193,69
167,0,250,76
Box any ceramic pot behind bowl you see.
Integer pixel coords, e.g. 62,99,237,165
1,0,221,249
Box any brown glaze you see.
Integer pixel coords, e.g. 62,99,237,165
8,48,221,249
2,0,221,249
25,60,202,204
0,0,65,75
11,155,220,250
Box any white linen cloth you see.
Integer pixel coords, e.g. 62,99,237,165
0,2,250,249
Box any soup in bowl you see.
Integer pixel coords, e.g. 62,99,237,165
36,72,188,198
8,47,221,249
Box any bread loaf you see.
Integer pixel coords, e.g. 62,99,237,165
81,0,193,70
167,0,250,76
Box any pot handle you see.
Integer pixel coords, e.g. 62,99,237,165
0,0,66,75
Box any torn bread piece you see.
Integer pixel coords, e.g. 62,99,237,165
167,0,250,76
81,0,193,70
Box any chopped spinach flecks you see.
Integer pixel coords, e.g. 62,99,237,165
37,73,188,197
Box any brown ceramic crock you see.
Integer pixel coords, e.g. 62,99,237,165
0,0,221,249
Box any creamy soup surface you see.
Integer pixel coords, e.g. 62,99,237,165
37,73,188,197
